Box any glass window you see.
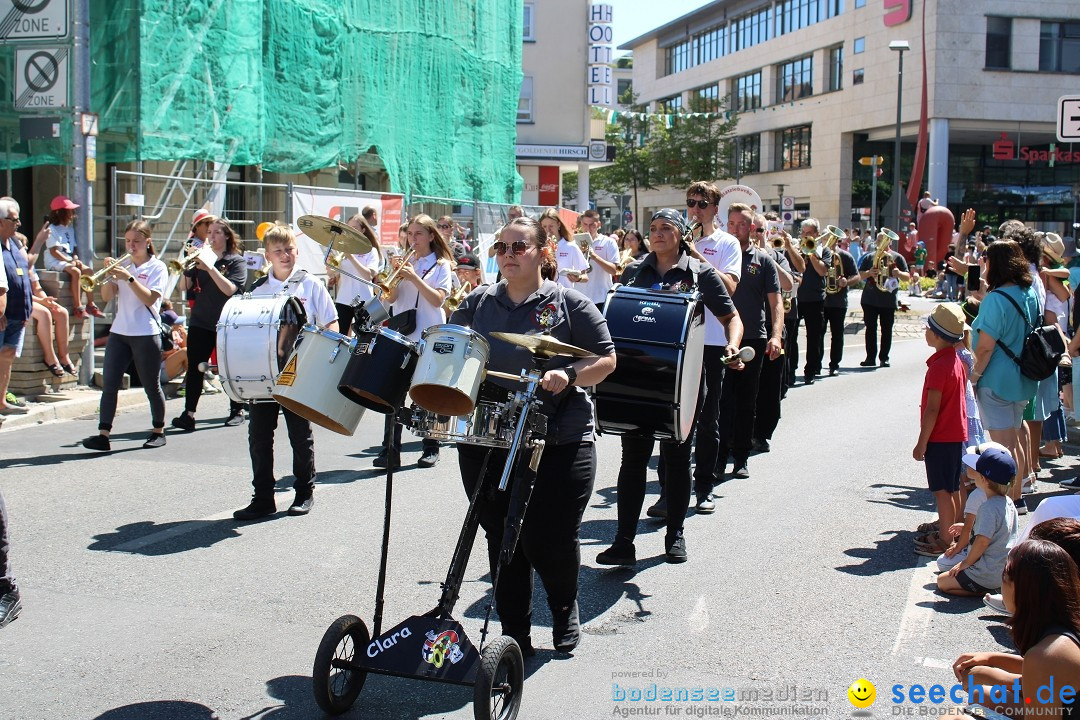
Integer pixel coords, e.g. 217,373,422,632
735,134,761,176
694,25,725,65
828,46,843,91
731,6,771,53
617,78,633,102
517,76,533,123
664,39,692,76
695,84,721,111
777,125,812,170
523,4,534,41
735,71,762,111
775,0,842,36
985,16,1011,69
657,95,683,113
853,37,865,53
855,0,865,7
1040,21,1080,73
776,56,813,102
853,68,864,84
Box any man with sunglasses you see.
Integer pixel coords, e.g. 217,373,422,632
0,197,31,416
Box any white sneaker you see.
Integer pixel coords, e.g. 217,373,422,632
983,593,1010,615
1022,474,1037,495
936,547,968,572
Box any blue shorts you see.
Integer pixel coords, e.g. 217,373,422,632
955,568,996,595
977,386,1027,431
1,319,25,357
924,441,962,493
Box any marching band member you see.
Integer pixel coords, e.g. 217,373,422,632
795,218,833,385
752,212,796,453
171,216,247,431
232,224,337,520
597,209,743,566
81,221,169,452
577,209,620,311
329,213,382,337
449,216,615,655
540,208,588,290
858,231,910,368
822,233,860,376
375,214,453,470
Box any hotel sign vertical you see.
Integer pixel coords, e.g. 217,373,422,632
588,4,612,106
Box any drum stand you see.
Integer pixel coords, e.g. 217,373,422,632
312,361,549,720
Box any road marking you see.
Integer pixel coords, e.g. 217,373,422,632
111,509,237,552
891,559,939,658
688,596,709,633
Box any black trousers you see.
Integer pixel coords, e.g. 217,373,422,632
457,442,594,640
100,333,165,432
754,352,785,442
248,402,315,500
185,325,242,416
784,315,800,386
0,488,12,594
799,300,825,377
334,302,357,337
691,346,727,494
381,414,439,454
617,429,694,546
822,305,847,370
715,337,768,472
862,304,896,363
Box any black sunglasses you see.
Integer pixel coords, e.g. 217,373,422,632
493,240,528,256
686,199,712,209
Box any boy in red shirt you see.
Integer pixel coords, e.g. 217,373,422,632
912,304,969,557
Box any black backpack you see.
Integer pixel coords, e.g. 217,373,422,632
992,290,1066,381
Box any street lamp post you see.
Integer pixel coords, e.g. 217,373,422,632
889,40,910,237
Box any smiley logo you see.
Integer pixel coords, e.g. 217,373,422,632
847,678,876,709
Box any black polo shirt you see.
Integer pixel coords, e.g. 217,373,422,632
732,245,781,340
858,250,909,309
796,246,834,303
823,249,859,309
449,279,614,445
621,251,736,323
187,253,247,331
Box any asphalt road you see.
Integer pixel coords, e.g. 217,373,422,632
0,326,1076,720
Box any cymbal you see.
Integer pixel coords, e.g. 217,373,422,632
296,215,372,255
490,332,596,359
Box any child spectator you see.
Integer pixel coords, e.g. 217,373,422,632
913,304,969,557
936,442,1008,572
936,446,1018,596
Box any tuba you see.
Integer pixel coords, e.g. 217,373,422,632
874,228,900,288
823,229,844,295
801,225,844,257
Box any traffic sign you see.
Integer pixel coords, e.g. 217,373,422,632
859,155,885,166
14,46,67,110
623,210,633,224
781,196,795,210
1057,95,1080,143
0,0,70,42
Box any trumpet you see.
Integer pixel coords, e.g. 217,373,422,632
80,254,132,292
166,241,196,273
771,235,786,249
443,281,472,313
167,243,216,273
682,221,704,245
615,247,635,272
373,246,415,298
800,225,845,256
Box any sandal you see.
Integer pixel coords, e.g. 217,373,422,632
85,304,105,318
916,521,939,533
60,362,76,375
72,306,87,319
41,361,64,378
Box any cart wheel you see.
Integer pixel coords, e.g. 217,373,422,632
313,614,370,715
473,635,524,720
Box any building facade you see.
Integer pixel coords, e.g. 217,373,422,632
621,0,1080,234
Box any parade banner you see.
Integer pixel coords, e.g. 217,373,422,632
290,187,405,275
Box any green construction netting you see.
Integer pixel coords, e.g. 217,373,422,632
0,0,523,203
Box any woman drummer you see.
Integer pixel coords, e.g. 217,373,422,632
81,221,170,452
596,208,743,566
449,216,616,655
375,214,453,470
171,216,247,431
330,213,382,337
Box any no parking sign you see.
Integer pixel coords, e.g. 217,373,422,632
14,46,68,110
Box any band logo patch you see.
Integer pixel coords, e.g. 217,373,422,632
535,303,562,330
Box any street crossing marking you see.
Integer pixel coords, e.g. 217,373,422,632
111,509,237,552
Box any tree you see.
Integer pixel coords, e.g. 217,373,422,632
648,94,738,187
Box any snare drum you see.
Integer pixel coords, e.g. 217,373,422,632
217,294,306,403
407,400,515,448
338,327,418,413
273,326,365,436
408,324,490,416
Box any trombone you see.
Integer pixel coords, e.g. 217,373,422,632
80,254,132,292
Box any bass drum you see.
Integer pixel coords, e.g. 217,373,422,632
594,286,704,442
217,294,306,403
273,326,365,436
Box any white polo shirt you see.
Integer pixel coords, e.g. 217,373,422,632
254,267,338,328
335,248,382,305
555,238,588,289
696,229,742,347
390,253,452,342
110,256,168,337
580,234,620,304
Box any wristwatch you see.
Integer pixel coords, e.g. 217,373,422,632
127,276,135,283
564,365,578,386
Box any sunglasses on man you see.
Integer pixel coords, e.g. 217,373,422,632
492,240,529,256
686,199,712,209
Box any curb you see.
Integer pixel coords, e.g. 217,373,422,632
0,385,180,433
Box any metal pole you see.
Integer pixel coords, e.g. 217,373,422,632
870,159,879,232
72,0,93,386
891,48,905,232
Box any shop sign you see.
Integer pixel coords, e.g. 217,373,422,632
992,133,1080,166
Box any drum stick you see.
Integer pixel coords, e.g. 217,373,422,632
485,369,527,383
721,346,756,365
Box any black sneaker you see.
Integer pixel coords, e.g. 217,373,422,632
142,432,166,449
645,497,667,519
171,413,196,432
224,410,245,427
859,359,876,367
288,493,314,516
373,451,400,470
803,375,815,385
880,359,891,367
752,438,771,453
417,449,440,468
552,601,580,653
0,588,21,628
829,367,839,377
732,463,750,479
81,434,111,452
233,497,276,521
665,531,688,564
596,542,636,566
507,634,536,658
1015,497,1028,516
696,494,716,514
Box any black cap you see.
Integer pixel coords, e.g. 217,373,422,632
456,253,481,269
